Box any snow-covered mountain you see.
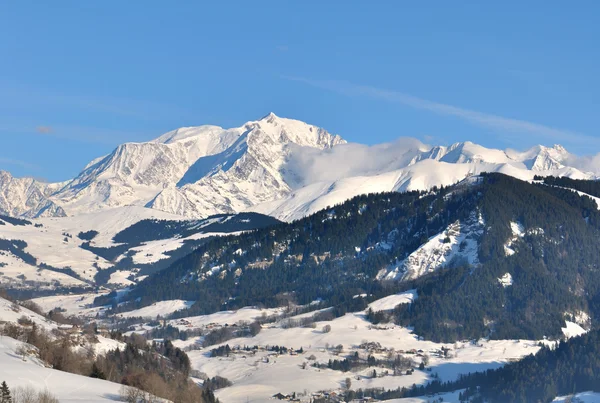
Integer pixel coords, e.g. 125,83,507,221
0,113,596,220
0,171,67,218
248,141,593,221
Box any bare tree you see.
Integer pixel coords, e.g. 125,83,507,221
12,386,58,403
13,385,37,403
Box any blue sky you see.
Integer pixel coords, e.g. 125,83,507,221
1,1,599,181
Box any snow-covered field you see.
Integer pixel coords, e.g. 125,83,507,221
168,306,287,330
124,230,242,266
0,296,128,401
189,310,543,403
31,291,110,317
2,288,593,403
118,299,195,318
175,293,555,403
0,203,253,290
367,290,417,311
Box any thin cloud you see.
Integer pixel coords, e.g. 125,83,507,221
0,123,151,145
284,76,596,147
0,157,39,171
0,80,196,122
34,125,151,145
276,45,289,52
36,126,53,134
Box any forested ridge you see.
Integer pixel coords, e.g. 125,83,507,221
108,173,600,342
114,182,474,314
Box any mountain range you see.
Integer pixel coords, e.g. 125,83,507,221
0,113,597,221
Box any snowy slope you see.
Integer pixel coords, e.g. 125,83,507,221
0,336,124,402
377,211,484,281
31,292,110,318
146,113,345,217
250,158,592,222
53,125,243,214
0,296,58,332
117,300,195,318
367,290,417,311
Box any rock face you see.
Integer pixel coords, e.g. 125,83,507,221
0,171,66,218
0,113,595,220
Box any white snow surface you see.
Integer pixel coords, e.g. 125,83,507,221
385,391,600,403
30,292,110,318
561,321,587,338
0,206,247,289
118,300,195,318
498,272,513,287
504,221,525,256
367,290,417,311
380,211,483,281
108,270,136,286
168,306,286,330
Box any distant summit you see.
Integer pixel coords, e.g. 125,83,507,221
0,113,596,219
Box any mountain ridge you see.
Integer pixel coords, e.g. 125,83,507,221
0,113,596,220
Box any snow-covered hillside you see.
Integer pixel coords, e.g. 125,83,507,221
0,206,274,290
0,336,124,402
0,113,597,222
0,207,183,289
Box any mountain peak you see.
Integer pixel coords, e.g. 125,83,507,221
259,112,279,122
151,125,227,145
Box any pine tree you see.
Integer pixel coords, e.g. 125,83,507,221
0,381,11,403
90,363,106,380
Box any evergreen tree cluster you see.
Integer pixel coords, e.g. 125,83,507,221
0,381,10,403
393,173,600,341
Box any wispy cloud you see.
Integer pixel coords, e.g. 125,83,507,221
33,125,149,145
0,157,39,171
0,123,151,145
36,126,53,134
284,76,596,147
0,80,195,122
